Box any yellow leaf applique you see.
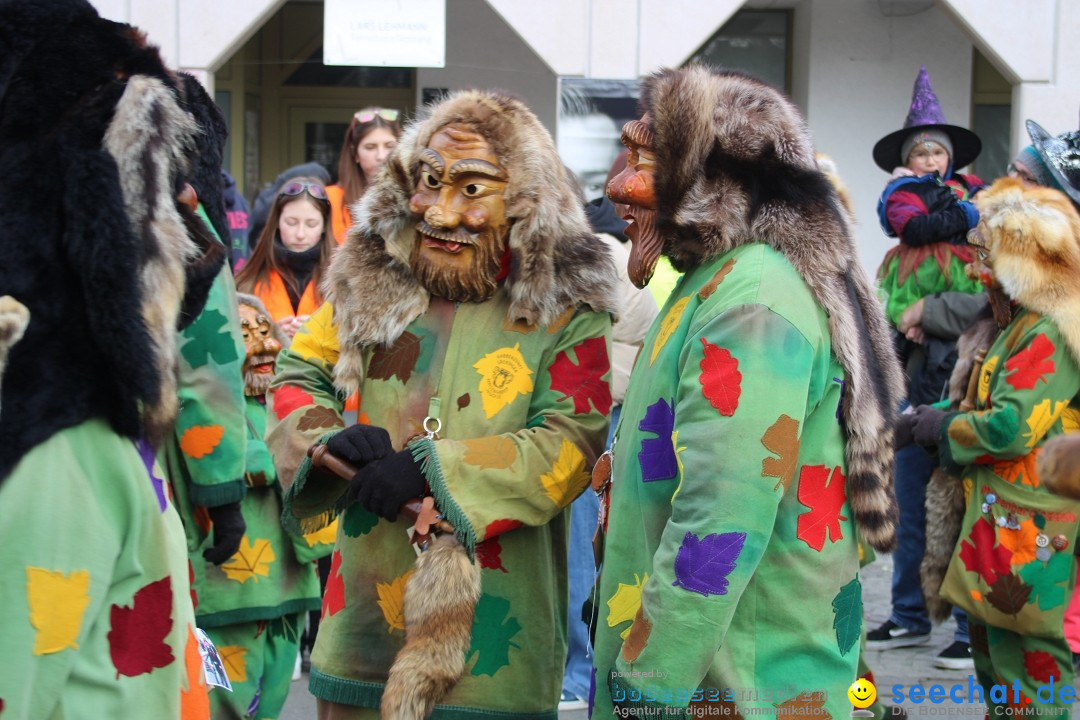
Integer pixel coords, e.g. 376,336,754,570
650,296,690,366
377,569,414,633
1061,408,1080,434
474,344,534,419
978,355,999,405
462,436,519,470
1024,399,1069,448
179,425,224,460
291,302,341,368
670,430,688,502
219,644,248,683
539,438,589,508
26,567,91,655
998,517,1040,566
220,536,276,583
303,518,339,547
607,572,649,640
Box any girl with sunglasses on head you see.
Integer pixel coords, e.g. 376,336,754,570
326,107,403,244
235,178,333,338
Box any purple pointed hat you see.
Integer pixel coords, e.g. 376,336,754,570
873,65,981,172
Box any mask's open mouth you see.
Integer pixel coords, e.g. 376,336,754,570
417,221,477,254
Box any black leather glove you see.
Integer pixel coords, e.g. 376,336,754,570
346,449,427,521
911,405,948,448
327,424,394,467
894,413,916,449
203,501,246,565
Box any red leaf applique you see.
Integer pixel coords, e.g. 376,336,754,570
476,537,508,573
269,385,315,421
959,516,1013,585
321,550,345,619
484,518,523,539
795,465,848,552
108,576,175,678
1005,333,1056,390
1024,649,1061,684
548,336,612,416
699,338,741,416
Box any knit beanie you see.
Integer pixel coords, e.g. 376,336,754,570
901,129,953,167
1014,145,1058,190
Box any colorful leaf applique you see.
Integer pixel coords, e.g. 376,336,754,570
376,570,414,632
978,356,999,405
698,260,735,301
180,626,209,720
699,338,741,416
539,438,589,508
997,517,1040,565
831,577,862,656
650,296,690,365
220,537,276,583
368,330,422,384
1005,334,1056,390
474,344,534,418
343,505,378,537
484,518,522,538
761,414,800,493
638,398,677,482
290,304,341,370
219,645,248,683
136,438,168,512
461,436,518,470
1024,399,1069,448
987,405,1020,448
457,393,471,411
958,517,1013,585
1019,551,1071,610
179,424,225,460
476,537,508,573
621,606,652,662
795,465,847,552
607,572,649,640
985,573,1032,616
321,550,345,619
549,336,612,416
108,576,175,678
180,309,240,368
297,406,344,432
672,531,746,597
269,385,315,421
991,449,1041,488
1025,649,1061,684
467,593,522,676
26,567,91,655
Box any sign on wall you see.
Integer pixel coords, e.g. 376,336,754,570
324,0,446,68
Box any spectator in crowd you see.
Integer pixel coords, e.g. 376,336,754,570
326,107,403,244
248,162,332,251
223,170,252,270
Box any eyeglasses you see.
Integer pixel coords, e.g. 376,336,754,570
279,180,327,200
1007,162,1039,187
354,107,399,124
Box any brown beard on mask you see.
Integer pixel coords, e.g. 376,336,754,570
243,354,278,397
409,231,508,303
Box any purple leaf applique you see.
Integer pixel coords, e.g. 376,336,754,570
638,398,677,482
136,438,167,513
672,531,746,597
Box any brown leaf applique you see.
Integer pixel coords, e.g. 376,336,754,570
699,259,736,300
369,331,421,384
985,572,1033,617
457,393,471,411
297,405,344,431
621,606,652,662
761,414,800,493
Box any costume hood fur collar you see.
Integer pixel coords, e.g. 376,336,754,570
326,89,620,394
642,66,904,551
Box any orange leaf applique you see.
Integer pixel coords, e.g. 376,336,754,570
218,645,248,683
621,606,652,662
699,338,741,416
377,570,414,633
179,425,224,460
761,415,800,493
998,517,1040,566
698,259,736,301
992,448,1041,488
461,436,518,470
795,465,847,552
219,537,276,583
179,626,209,720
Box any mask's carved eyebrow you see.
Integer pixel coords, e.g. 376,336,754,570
448,159,508,182
418,148,446,175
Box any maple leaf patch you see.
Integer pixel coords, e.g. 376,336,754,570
672,531,746,597
1024,649,1061,684
376,570,414,632
699,338,741,416
108,576,175,678
476,537,508,573
321,550,346,619
958,517,1013,585
269,385,314,421
795,465,848,551
1005,333,1056,390
180,309,240,368
548,336,612,416
539,438,590,508
761,414,800,493
220,536,276,583
467,593,522,676
607,572,648,640
474,344,534,418
1019,551,1071,610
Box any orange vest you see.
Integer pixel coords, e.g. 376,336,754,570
253,269,321,322
326,184,351,245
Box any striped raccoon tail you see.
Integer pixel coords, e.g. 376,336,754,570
381,534,482,720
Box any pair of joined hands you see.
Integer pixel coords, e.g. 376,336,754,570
894,404,948,450
325,424,427,521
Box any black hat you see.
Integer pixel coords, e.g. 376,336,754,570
1026,119,1080,206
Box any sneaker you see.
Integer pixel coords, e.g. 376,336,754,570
933,640,974,670
866,620,931,649
558,691,588,711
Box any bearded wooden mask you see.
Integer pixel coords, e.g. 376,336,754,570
238,302,282,397
607,116,662,288
406,124,510,302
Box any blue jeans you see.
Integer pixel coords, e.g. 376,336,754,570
890,442,968,643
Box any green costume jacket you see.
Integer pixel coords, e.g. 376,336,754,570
271,291,612,719
0,420,210,719
594,244,861,718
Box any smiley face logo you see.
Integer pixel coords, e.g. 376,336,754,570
848,678,876,709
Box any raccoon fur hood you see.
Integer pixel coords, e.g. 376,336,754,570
326,89,620,395
641,66,904,551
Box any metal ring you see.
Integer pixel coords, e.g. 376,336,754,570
423,416,442,435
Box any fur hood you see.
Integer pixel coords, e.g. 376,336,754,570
641,66,904,551
326,89,620,394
